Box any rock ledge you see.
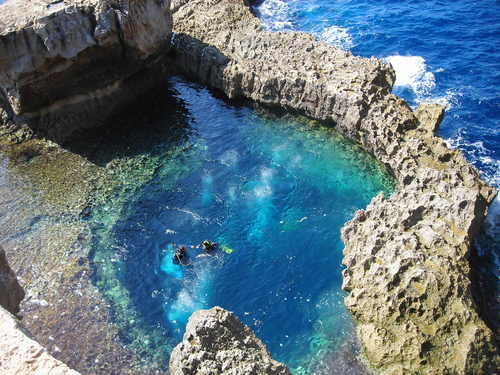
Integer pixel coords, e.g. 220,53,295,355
169,307,291,375
0,0,172,142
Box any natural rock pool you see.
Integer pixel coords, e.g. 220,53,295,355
89,77,393,372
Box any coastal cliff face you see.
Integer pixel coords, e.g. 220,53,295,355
170,1,498,373
0,245,24,315
170,0,395,131
0,0,172,142
169,307,291,375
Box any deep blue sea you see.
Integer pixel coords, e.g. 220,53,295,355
1,0,497,373
254,0,500,287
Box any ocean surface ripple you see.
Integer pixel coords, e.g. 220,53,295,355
255,0,500,292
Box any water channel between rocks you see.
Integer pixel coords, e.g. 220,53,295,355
85,77,394,372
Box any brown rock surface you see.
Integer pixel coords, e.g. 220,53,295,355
169,1,499,373
0,245,24,314
169,307,291,375
0,0,172,141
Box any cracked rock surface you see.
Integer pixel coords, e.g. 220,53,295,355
170,1,498,373
0,0,172,141
169,307,291,375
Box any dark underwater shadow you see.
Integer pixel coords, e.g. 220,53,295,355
62,79,194,168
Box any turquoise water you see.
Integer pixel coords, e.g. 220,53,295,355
90,77,393,371
254,0,500,272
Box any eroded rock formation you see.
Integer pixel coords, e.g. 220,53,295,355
0,245,80,374
0,245,24,314
169,1,499,373
169,307,291,375
0,306,80,374
0,0,172,142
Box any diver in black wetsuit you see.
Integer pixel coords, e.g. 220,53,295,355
201,240,218,252
173,245,188,265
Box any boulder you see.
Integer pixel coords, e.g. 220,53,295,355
169,307,291,375
414,103,446,134
0,245,25,315
0,0,173,142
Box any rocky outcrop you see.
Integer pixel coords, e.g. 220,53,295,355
169,1,498,373
0,245,25,315
0,306,80,374
170,0,394,131
0,0,172,142
414,103,445,134
169,307,291,375
0,246,80,374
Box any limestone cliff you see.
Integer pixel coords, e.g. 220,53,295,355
169,1,499,373
0,245,24,315
0,0,172,142
169,307,291,375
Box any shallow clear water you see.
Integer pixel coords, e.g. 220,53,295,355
255,0,500,303
90,77,393,371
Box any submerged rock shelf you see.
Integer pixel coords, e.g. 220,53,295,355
0,0,497,374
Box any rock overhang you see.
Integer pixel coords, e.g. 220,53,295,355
0,0,173,142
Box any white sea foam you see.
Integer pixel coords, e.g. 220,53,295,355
319,25,354,51
384,55,462,109
386,55,436,97
257,0,293,31
445,136,500,187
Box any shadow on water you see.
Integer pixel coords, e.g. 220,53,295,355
77,78,198,366
63,80,194,168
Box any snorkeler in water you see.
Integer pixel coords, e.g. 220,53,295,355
201,240,218,252
173,245,188,265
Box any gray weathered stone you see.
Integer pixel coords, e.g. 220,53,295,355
0,0,173,141
414,103,446,134
168,1,499,373
169,307,291,375
0,306,80,375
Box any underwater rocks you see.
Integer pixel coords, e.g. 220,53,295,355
0,0,172,142
169,307,291,375
0,306,80,374
170,1,498,373
0,245,24,315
